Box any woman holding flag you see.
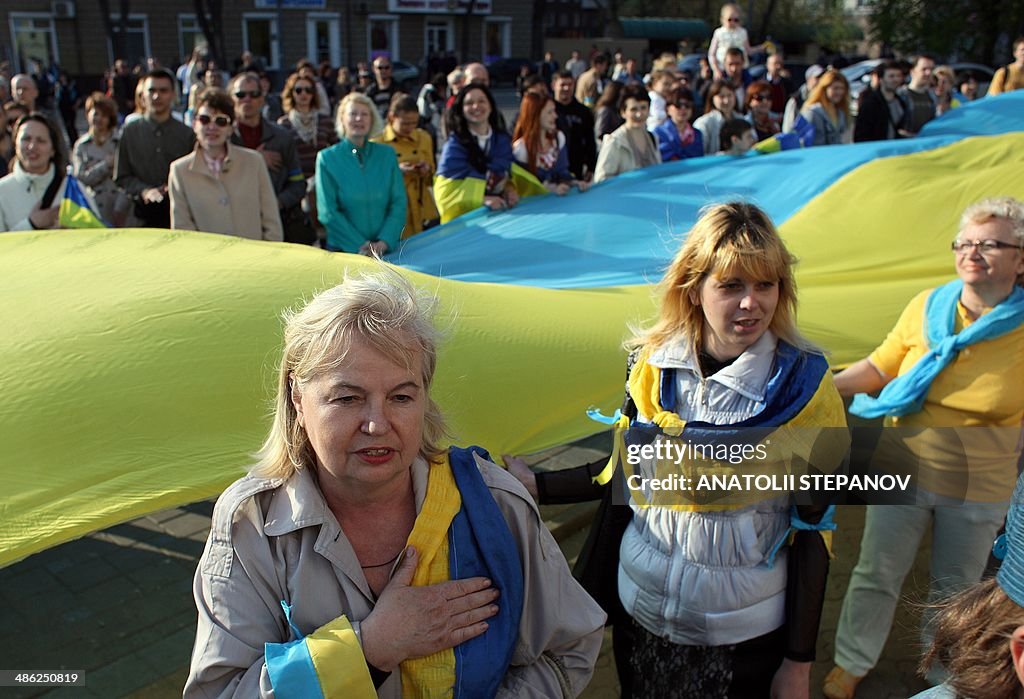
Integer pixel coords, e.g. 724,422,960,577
0,113,68,231
509,201,849,698
825,197,1024,699
184,269,605,698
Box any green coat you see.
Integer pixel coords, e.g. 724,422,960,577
315,138,406,253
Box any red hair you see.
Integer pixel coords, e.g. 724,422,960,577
512,92,556,175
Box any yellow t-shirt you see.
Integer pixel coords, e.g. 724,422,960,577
866,288,1024,501
989,64,1024,96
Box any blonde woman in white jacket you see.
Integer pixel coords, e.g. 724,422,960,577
0,113,72,231
593,84,661,183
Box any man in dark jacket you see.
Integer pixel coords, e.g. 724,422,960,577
552,70,597,181
229,72,310,244
854,61,908,142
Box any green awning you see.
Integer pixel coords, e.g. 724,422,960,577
619,17,710,41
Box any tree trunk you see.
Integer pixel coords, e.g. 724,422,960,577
462,0,477,61
758,0,778,43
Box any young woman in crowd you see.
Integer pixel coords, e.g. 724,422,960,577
316,92,405,253
744,79,781,142
72,92,130,226
512,92,588,196
434,82,518,223
372,94,439,237
593,80,624,145
168,88,282,240
694,80,739,155
0,113,74,231
277,70,338,238
652,88,704,161
508,202,848,699
593,83,660,183
800,69,851,146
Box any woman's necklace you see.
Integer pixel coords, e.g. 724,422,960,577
360,548,404,569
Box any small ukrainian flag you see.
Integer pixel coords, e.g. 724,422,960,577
59,173,107,229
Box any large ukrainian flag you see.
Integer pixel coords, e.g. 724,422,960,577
1,93,1023,565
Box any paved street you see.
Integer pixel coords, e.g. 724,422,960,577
0,430,934,698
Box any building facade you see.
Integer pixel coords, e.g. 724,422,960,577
2,0,532,81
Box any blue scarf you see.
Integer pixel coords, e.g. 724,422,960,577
850,279,1024,418
447,446,524,699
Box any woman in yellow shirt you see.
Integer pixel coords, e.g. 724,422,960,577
823,196,1024,699
372,95,439,237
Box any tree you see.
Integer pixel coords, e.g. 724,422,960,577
867,0,1022,63
97,0,133,63
193,0,227,70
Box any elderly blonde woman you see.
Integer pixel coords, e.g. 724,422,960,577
184,269,605,698
315,92,406,254
826,197,1024,699
168,87,282,240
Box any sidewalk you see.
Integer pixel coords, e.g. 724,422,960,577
1,433,931,698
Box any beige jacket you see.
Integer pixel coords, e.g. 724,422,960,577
168,142,283,241
593,124,662,183
185,454,606,698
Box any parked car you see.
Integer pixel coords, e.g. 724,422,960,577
486,57,534,86
392,60,421,90
948,62,994,97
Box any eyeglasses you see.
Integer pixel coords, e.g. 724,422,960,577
951,239,1023,254
293,86,314,95
375,64,392,71
233,90,262,100
750,94,770,102
196,113,232,127
727,16,740,22
674,101,694,109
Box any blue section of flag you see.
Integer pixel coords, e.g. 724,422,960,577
391,92,1024,289
59,173,108,229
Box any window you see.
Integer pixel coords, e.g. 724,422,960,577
178,15,206,62
106,15,152,67
306,13,341,67
424,19,454,56
242,14,280,70
368,15,399,61
9,14,59,73
482,17,511,63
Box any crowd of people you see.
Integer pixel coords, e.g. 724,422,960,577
4,17,1024,699
4,23,1020,239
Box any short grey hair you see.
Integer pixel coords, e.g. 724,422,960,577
959,196,1024,245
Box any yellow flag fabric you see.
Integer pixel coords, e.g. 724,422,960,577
2,132,1024,565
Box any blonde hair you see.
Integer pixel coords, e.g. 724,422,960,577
335,92,384,140
631,201,817,359
251,268,448,479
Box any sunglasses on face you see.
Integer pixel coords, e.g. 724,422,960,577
293,86,314,95
750,94,770,102
196,113,232,127
375,64,392,71
234,90,262,100
727,16,740,22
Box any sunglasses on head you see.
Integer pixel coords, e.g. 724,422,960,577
196,113,232,127
234,90,262,100
293,86,314,95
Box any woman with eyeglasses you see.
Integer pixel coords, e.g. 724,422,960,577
168,87,282,240
651,87,704,161
824,197,1024,699
315,91,406,254
799,70,850,147
743,79,780,143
